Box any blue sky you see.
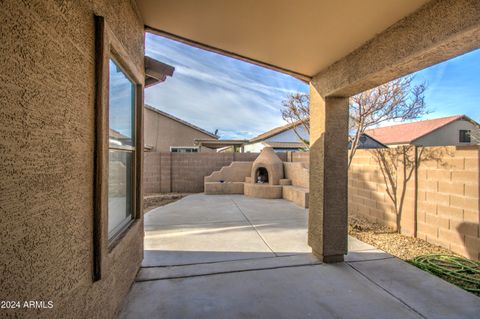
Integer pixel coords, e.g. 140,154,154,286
145,33,480,139
412,49,480,121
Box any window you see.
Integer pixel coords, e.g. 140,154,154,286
93,16,144,280
170,147,199,153
108,59,136,239
459,130,471,143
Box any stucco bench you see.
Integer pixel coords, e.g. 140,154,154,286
282,185,309,208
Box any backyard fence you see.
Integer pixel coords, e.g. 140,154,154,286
349,145,480,261
143,146,479,260
144,152,292,193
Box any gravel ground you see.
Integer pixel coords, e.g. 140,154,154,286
349,217,480,296
144,193,188,213
348,215,454,261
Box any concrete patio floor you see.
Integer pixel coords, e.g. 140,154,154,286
119,194,480,319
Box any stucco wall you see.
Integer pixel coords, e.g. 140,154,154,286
413,119,479,146
0,1,144,318
284,162,309,188
290,152,310,166
144,107,216,152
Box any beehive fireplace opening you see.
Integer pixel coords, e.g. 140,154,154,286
255,167,269,184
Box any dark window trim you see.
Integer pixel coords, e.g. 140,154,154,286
93,16,144,281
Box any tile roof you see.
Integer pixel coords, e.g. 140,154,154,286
365,115,465,144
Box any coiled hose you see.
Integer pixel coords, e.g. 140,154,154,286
411,255,480,295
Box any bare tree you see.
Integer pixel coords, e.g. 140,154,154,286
280,77,427,159
371,146,416,233
281,92,310,149
349,76,427,167
470,128,480,144
371,146,449,233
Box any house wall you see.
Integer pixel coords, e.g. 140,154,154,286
1,1,144,318
413,119,479,146
244,142,265,153
144,107,216,152
244,126,309,152
265,125,309,143
348,146,480,261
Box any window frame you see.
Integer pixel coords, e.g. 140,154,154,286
107,57,136,241
93,16,144,281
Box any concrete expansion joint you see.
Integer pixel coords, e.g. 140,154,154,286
140,254,303,269
135,262,322,283
229,197,279,257
346,262,428,319
345,255,395,263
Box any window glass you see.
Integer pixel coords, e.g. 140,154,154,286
459,130,471,143
109,59,135,147
108,58,135,239
108,151,133,237
171,147,198,153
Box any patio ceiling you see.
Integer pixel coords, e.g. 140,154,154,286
136,0,430,80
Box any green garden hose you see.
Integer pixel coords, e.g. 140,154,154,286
411,255,480,294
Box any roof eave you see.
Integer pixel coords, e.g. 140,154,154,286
144,104,218,139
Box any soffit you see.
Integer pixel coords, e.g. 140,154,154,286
136,0,430,79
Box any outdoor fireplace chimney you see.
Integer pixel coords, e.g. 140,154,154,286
250,147,284,185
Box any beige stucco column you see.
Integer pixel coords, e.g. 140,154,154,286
308,83,349,263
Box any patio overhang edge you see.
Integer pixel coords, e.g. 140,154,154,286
312,0,480,98
146,26,311,83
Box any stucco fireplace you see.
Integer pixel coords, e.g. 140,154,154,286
244,147,284,198
255,167,269,183
204,146,309,207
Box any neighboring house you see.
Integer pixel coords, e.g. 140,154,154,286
243,122,386,152
144,105,218,152
349,133,387,149
244,122,309,152
109,128,131,147
366,115,480,147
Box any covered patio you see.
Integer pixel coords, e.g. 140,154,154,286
119,195,480,318
138,0,480,263
2,0,480,318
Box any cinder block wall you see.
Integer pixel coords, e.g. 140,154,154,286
144,152,288,193
144,152,162,193
417,146,480,259
348,151,397,228
349,146,480,260
0,1,144,318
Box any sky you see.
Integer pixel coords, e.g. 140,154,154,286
411,49,480,121
145,33,480,139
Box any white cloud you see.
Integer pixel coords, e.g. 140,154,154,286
145,33,308,139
